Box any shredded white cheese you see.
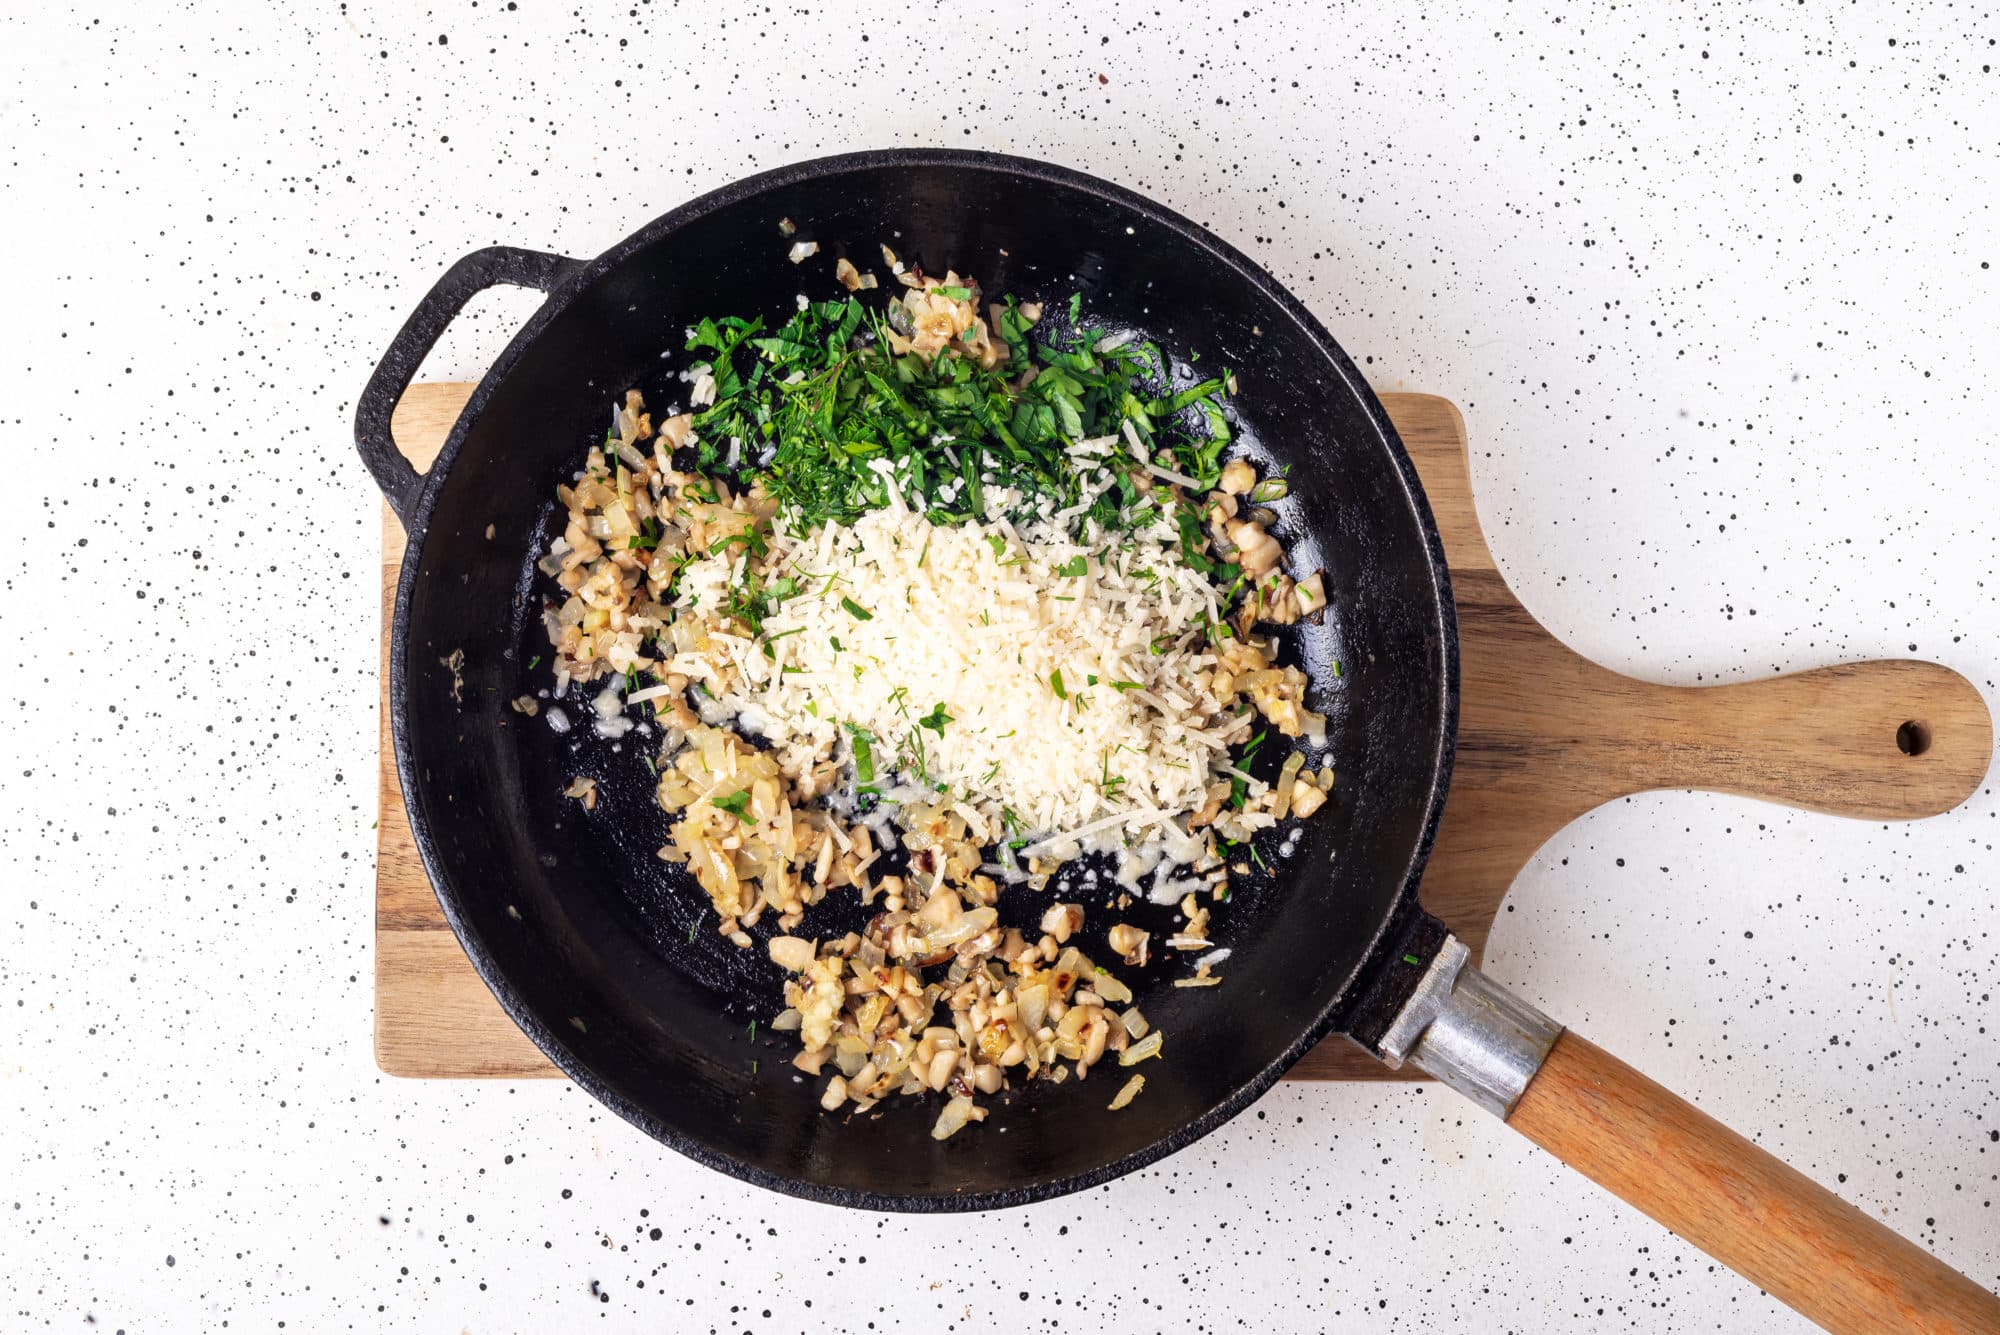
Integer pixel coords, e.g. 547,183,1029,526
669,486,1251,857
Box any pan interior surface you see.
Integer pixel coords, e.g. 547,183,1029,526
394,153,1453,1207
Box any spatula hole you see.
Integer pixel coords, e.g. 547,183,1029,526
1896,720,1932,757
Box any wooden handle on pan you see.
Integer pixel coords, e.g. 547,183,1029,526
1509,1032,2000,1334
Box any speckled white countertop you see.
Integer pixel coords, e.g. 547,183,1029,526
4,2,1996,1330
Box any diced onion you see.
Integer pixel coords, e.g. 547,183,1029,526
1016,983,1049,1036
1091,969,1133,1005
923,906,998,950
767,936,816,972
1272,751,1306,820
931,1094,974,1141
1119,1031,1164,1066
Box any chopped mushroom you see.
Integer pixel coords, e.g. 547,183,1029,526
1219,458,1257,495
1106,923,1151,968
1294,570,1328,618
1227,518,1283,577
1040,903,1085,944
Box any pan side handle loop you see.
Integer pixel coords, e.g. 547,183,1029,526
1388,938,2000,1334
354,245,581,528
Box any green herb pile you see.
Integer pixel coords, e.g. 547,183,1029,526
680,291,1235,537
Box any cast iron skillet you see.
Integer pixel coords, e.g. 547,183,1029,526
357,151,1997,1332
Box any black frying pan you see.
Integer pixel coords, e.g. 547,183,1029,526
356,150,1996,1333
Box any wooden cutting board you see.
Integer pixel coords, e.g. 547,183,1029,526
374,384,1992,1080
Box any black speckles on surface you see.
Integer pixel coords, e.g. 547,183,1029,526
3,0,1997,1331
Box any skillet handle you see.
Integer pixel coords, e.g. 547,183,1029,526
1508,1032,2000,1335
1387,945,2000,1334
354,245,580,528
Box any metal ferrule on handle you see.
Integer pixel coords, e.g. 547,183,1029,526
1376,935,1561,1117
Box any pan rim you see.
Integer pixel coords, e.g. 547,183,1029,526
386,146,1461,1211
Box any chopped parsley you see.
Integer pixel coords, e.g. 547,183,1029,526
844,722,877,786
680,291,1234,536
628,516,663,551
1227,729,1270,811
710,789,753,823
839,595,874,621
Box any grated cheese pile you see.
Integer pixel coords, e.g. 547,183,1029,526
667,485,1254,861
